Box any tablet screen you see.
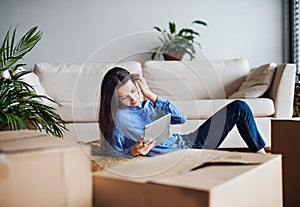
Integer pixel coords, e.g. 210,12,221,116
144,113,171,146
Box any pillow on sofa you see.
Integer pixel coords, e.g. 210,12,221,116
228,63,277,98
15,67,52,104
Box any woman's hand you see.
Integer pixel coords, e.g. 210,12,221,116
130,136,156,156
132,74,157,103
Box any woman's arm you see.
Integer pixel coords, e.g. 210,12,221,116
155,96,187,124
133,73,186,124
132,74,158,104
110,129,133,157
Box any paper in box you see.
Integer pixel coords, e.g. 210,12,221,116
0,130,92,207
93,149,282,207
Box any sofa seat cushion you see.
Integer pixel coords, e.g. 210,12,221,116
173,98,275,119
52,98,274,123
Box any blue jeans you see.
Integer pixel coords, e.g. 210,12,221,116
182,100,266,152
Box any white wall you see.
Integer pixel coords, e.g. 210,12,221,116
0,0,283,69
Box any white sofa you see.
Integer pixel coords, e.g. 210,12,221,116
28,58,296,150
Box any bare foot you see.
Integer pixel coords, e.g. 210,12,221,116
256,148,267,154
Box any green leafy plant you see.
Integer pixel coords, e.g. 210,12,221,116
293,73,300,117
151,20,207,60
0,26,67,137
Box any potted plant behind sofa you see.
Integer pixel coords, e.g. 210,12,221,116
151,20,207,60
0,26,67,137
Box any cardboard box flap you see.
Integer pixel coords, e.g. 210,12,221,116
149,163,256,191
96,149,280,190
0,130,78,153
0,129,48,141
150,153,281,192
96,149,228,182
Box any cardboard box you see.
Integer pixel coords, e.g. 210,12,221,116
0,130,92,207
271,119,300,207
93,149,282,207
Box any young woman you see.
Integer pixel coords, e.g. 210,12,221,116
98,67,266,157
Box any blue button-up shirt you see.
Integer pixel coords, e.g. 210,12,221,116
111,96,187,157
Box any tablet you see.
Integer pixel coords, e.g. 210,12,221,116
144,113,171,146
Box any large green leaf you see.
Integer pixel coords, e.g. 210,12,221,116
153,26,162,32
0,26,42,72
192,20,208,26
169,22,176,34
178,28,199,36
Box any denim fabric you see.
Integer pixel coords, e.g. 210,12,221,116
182,100,266,152
111,96,187,157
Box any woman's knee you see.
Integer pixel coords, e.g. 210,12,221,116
229,100,250,111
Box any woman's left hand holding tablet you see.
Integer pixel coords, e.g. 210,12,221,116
130,136,156,156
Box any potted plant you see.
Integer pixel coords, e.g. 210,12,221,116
151,20,207,60
293,72,300,117
0,26,67,137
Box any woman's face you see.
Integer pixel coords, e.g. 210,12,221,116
116,79,140,107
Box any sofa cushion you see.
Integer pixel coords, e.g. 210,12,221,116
49,102,99,122
143,58,250,100
34,62,143,103
229,63,277,98
53,98,274,123
173,98,274,119
16,67,52,104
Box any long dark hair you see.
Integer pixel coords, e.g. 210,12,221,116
98,67,132,144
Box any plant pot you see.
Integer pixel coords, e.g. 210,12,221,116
0,120,38,131
163,52,184,61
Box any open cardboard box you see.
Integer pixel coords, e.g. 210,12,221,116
93,149,282,207
0,130,92,207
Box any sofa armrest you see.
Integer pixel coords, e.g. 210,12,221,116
266,63,296,118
